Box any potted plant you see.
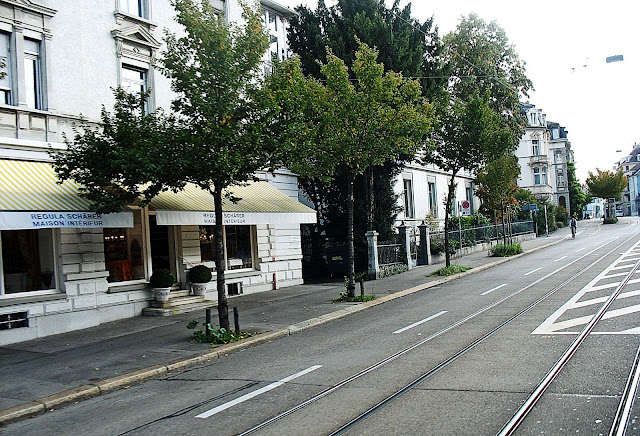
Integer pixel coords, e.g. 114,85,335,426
189,265,212,296
150,269,175,302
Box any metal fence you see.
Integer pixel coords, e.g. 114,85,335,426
430,220,535,253
378,241,402,266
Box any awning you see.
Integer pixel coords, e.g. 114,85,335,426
151,181,317,226
0,159,133,230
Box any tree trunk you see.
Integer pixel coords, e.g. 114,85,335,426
214,185,230,331
444,174,457,268
347,171,356,298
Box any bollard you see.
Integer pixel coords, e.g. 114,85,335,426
205,308,212,338
359,279,364,299
233,306,240,333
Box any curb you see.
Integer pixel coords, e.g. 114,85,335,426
0,239,560,425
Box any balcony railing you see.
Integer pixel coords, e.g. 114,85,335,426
529,154,550,166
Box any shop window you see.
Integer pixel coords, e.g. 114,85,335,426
1,229,56,294
104,210,145,283
199,225,255,270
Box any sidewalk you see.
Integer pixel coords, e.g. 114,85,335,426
0,232,565,424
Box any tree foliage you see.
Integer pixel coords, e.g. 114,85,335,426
585,169,627,200
475,153,520,221
567,161,587,217
52,89,181,213
273,43,433,296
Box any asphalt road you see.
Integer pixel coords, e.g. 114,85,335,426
4,218,640,436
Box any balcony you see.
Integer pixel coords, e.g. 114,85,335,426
529,154,550,167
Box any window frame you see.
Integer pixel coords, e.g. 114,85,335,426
103,208,151,286
428,182,438,217
119,0,150,20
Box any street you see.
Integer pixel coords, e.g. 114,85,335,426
4,218,640,436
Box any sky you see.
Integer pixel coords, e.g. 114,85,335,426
275,0,640,182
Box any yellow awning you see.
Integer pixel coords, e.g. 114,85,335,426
150,181,317,225
0,159,133,230
0,159,92,211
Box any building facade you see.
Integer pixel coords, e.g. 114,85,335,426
516,103,573,210
0,0,315,346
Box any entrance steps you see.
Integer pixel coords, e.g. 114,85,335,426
142,289,216,317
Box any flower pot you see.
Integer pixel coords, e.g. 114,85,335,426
154,287,171,302
191,282,207,296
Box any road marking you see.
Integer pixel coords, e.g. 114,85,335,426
195,365,323,418
524,267,542,276
393,311,447,334
554,256,568,262
575,247,586,253
481,283,507,296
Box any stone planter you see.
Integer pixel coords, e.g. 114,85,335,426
154,287,171,302
191,282,207,296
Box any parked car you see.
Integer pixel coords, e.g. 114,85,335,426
616,210,624,217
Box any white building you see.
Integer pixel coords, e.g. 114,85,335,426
0,0,315,345
516,104,554,201
395,162,477,227
516,103,573,211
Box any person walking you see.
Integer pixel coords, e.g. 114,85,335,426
570,215,577,239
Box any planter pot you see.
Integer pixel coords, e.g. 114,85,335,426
154,287,171,302
191,282,207,296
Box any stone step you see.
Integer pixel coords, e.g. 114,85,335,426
142,300,217,317
170,289,191,298
149,295,209,308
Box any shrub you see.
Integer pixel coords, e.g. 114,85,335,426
189,265,212,283
429,264,471,276
150,269,175,288
603,217,618,224
187,320,252,346
490,243,523,257
378,263,408,278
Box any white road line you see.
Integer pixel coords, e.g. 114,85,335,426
524,267,542,276
481,284,508,296
554,256,568,262
393,311,447,334
544,304,640,333
195,365,323,418
575,247,586,253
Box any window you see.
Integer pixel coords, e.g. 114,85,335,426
403,179,414,218
533,168,547,185
119,0,149,19
1,229,56,295
103,210,146,283
532,140,539,156
121,65,148,111
0,32,11,104
466,187,474,214
199,225,255,270
23,38,41,109
428,182,437,217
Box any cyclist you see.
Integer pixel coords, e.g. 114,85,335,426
570,215,577,239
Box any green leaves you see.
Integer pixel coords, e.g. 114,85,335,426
585,169,627,200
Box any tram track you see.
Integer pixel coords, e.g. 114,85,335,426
239,226,640,435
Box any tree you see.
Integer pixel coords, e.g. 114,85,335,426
585,169,627,218
474,153,520,222
567,162,587,217
277,43,433,297
443,14,533,139
52,89,182,213
287,0,445,274
54,0,276,331
423,92,514,266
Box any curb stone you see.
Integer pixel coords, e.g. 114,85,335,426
0,239,561,425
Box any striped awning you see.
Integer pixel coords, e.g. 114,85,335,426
0,159,133,230
151,181,317,226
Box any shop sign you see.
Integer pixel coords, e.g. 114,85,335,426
0,211,134,230
156,210,317,226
